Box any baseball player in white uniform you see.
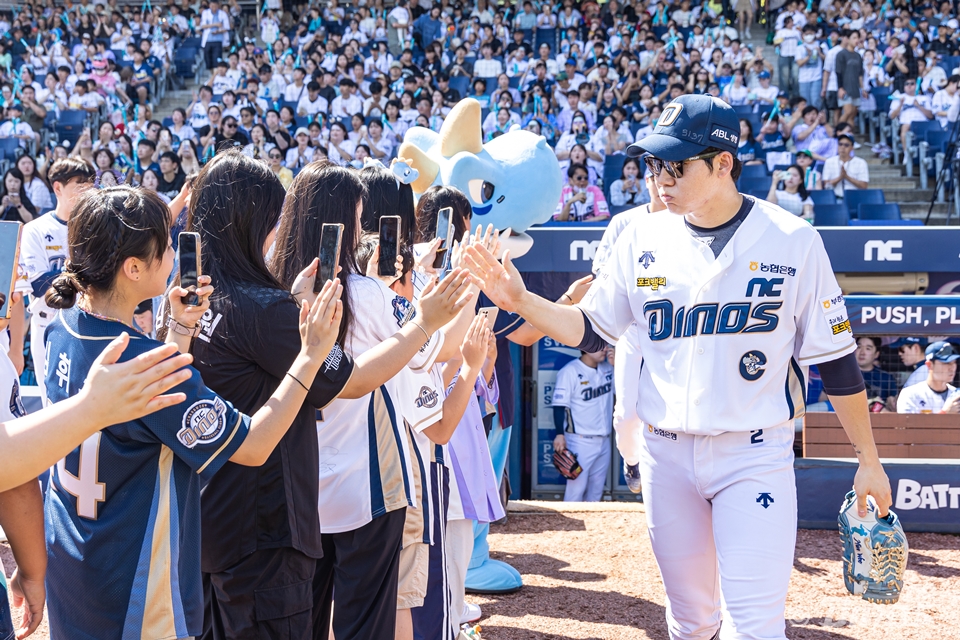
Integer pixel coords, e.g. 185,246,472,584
552,348,615,501
15,159,95,396
592,175,666,493
465,94,893,640
896,341,960,414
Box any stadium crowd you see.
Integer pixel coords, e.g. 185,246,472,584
0,0,957,223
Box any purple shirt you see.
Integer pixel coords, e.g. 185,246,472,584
447,371,507,523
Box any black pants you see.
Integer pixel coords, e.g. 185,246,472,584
202,547,318,640
312,508,406,640
204,41,223,70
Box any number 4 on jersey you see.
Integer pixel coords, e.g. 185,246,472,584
57,432,105,519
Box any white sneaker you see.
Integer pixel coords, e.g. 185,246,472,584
460,602,482,624
746,28,753,39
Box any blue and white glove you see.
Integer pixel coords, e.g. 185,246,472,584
838,490,908,604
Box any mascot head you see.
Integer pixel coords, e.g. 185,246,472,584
398,99,562,256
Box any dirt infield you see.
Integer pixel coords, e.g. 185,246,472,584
3,500,958,639
467,501,960,639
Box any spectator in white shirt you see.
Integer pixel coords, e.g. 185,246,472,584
774,15,801,97
474,44,504,79
210,61,238,95
297,81,329,117
822,134,870,199
889,77,935,154
330,79,363,119
0,104,38,148
199,0,230,71
285,128,316,169
282,68,309,104
932,74,960,128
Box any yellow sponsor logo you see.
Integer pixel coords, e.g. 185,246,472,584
637,277,666,290
749,261,759,271
831,319,852,335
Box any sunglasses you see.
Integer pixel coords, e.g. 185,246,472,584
644,150,720,179
269,154,282,159
573,174,588,181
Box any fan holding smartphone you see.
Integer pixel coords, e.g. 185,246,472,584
166,231,215,345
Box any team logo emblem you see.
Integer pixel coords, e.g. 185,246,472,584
415,386,439,409
392,296,415,327
9,380,23,418
638,251,655,269
749,261,759,271
178,397,228,448
658,103,683,127
739,350,767,381
757,492,775,508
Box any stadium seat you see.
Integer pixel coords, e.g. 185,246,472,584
739,176,772,193
813,204,850,226
858,203,901,220
748,189,769,201
905,120,944,176
602,154,625,201
448,75,470,98
534,28,557,52
809,190,837,205
733,104,755,117
843,188,885,216
162,117,174,128
739,164,769,179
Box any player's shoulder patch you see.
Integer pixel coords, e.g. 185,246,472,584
819,289,852,343
178,397,229,448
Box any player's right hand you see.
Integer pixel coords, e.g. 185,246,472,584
854,462,893,518
553,433,566,452
462,244,528,313
82,334,194,426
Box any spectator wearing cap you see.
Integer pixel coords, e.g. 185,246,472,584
752,70,779,107
894,337,930,388
889,78,934,156
0,104,38,149
856,337,899,411
794,149,823,190
285,127,316,169
297,81,329,117
897,341,960,414
822,133,869,199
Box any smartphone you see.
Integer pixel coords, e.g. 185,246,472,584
315,223,344,293
478,306,499,327
178,232,201,306
0,222,22,319
432,206,453,269
378,215,401,277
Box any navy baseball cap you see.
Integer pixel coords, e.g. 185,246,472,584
626,94,740,162
925,341,960,363
891,336,927,348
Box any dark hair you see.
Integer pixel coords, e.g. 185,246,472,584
187,151,287,318
413,185,472,245
94,148,115,169
857,336,881,351
620,157,642,180
697,146,743,181
1,167,35,215
46,187,170,309
359,163,415,248
567,162,589,179
783,163,810,200
48,157,96,187
272,162,367,345
739,117,754,139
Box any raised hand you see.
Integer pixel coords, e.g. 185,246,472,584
460,314,490,371
462,244,527,313
298,277,344,362
168,274,213,330
416,268,475,331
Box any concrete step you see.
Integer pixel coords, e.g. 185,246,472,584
881,188,936,201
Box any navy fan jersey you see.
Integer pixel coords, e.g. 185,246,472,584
44,306,251,640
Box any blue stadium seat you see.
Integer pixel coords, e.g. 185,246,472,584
448,75,470,98
813,204,850,226
733,104,755,117
0,137,19,162
162,117,174,128
602,154,625,201
739,176,772,192
534,28,557,53
858,203,901,220
809,190,837,205
748,188,769,201
843,189,884,217
739,164,769,179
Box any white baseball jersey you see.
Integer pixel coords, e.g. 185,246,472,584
552,358,614,437
896,382,956,414
579,198,855,435
902,362,927,389
17,211,68,312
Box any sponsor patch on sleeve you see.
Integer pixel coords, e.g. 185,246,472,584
820,291,852,343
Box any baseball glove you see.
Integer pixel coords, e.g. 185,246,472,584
552,449,583,480
838,490,908,604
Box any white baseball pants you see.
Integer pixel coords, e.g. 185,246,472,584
614,323,644,465
563,433,611,502
638,422,797,640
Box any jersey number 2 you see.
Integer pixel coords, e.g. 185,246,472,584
56,432,105,519
750,429,764,444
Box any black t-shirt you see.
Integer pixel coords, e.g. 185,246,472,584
157,171,186,199
213,130,250,151
193,282,354,572
265,127,292,149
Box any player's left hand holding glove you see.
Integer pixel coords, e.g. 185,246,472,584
839,490,908,605
853,461,893,518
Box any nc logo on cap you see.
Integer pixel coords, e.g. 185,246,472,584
659,103,684,127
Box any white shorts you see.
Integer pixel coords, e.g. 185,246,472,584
638,422,797,640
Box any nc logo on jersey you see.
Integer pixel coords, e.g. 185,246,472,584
740,350,767,381
415,386,439,409
178,397,228,448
